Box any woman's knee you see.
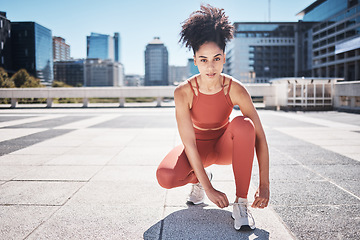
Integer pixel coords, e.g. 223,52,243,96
230,116,255,136
156,167,176,189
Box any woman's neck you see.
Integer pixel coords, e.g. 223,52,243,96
198,74,222,92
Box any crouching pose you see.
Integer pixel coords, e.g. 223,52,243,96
156,4,270,230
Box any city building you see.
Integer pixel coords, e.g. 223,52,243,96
144,37,168,86
124,74,144,86
53,36,70,61
0,12,11,72
11,21,53,85
169,65,187,85
53,59,84,86
84,58,124,87
187,58,199,77
298,0,360,81
86,32,120,62
226,22,315,83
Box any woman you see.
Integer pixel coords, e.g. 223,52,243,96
156,4,269,230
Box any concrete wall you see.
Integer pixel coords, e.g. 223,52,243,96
1,81,359,112
333,81,360,112
0,84,274,108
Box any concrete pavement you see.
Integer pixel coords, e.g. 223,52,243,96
0,104,359,239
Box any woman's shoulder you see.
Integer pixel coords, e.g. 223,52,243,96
224,74,248,94
175,75,198,93
174,76,197,98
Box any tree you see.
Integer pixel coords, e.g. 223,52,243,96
10,69,43,88
22,76,43,88
52,80,71,88
0,67,15,88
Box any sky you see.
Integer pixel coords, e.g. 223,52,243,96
2,0,315,75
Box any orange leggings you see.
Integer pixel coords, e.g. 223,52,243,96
156,116,255,198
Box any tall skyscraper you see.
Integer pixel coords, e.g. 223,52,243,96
0,12,11,72
11,22,53,85
144,37,169,86
86,32,120,62
53,36,70,61
114,32,120,62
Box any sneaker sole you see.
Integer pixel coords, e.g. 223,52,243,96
186,200,204,205
231,215,256,231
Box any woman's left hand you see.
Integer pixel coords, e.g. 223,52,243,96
251,185,269,209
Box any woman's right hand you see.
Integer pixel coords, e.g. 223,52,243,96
205,187,229,208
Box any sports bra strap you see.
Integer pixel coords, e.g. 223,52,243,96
194,77,200,90
227,78,232,95
187,80,196,95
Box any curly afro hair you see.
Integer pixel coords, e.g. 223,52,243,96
179,4,234,54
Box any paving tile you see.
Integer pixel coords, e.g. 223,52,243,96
108,146,170,166
252,164,323,181
0,181,84,205
0,115,35,123
11,146,74,155
45,154,113,165
0,128,48,142
0,205,58,240
65,146,121,156
14,166,102,181
27,204,162,240
270,180,360,206
0,154,56,166
6,116,91,128
90,115,177,128
273,205,360,240
67,181,165,206
0,166,34,180
91,166,158,183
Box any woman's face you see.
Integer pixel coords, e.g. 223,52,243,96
194,41,226,81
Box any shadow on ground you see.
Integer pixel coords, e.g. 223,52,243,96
144,205,269,240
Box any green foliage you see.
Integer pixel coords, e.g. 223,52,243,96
52,80,72,88
10,69,44,88
0,67,15,88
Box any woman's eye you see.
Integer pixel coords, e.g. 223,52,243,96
215,58,221,61
200,59,207,62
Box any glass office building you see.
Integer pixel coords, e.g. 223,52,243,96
0,12,12,72
144,37,169,86
11,22,53,85
226,22,314,83
298,0,360,80
87,32,120,62
53,59,84,87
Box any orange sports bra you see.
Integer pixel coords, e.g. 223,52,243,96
188,76,233,129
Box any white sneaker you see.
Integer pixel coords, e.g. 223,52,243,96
232,198,256,230
187,170,213,205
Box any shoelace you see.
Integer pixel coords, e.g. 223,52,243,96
189,183,203,198
229,202,250,217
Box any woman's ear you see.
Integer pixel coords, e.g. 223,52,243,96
193,56,197,66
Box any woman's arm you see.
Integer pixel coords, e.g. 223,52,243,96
229,79,270,208
174,83,229,208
